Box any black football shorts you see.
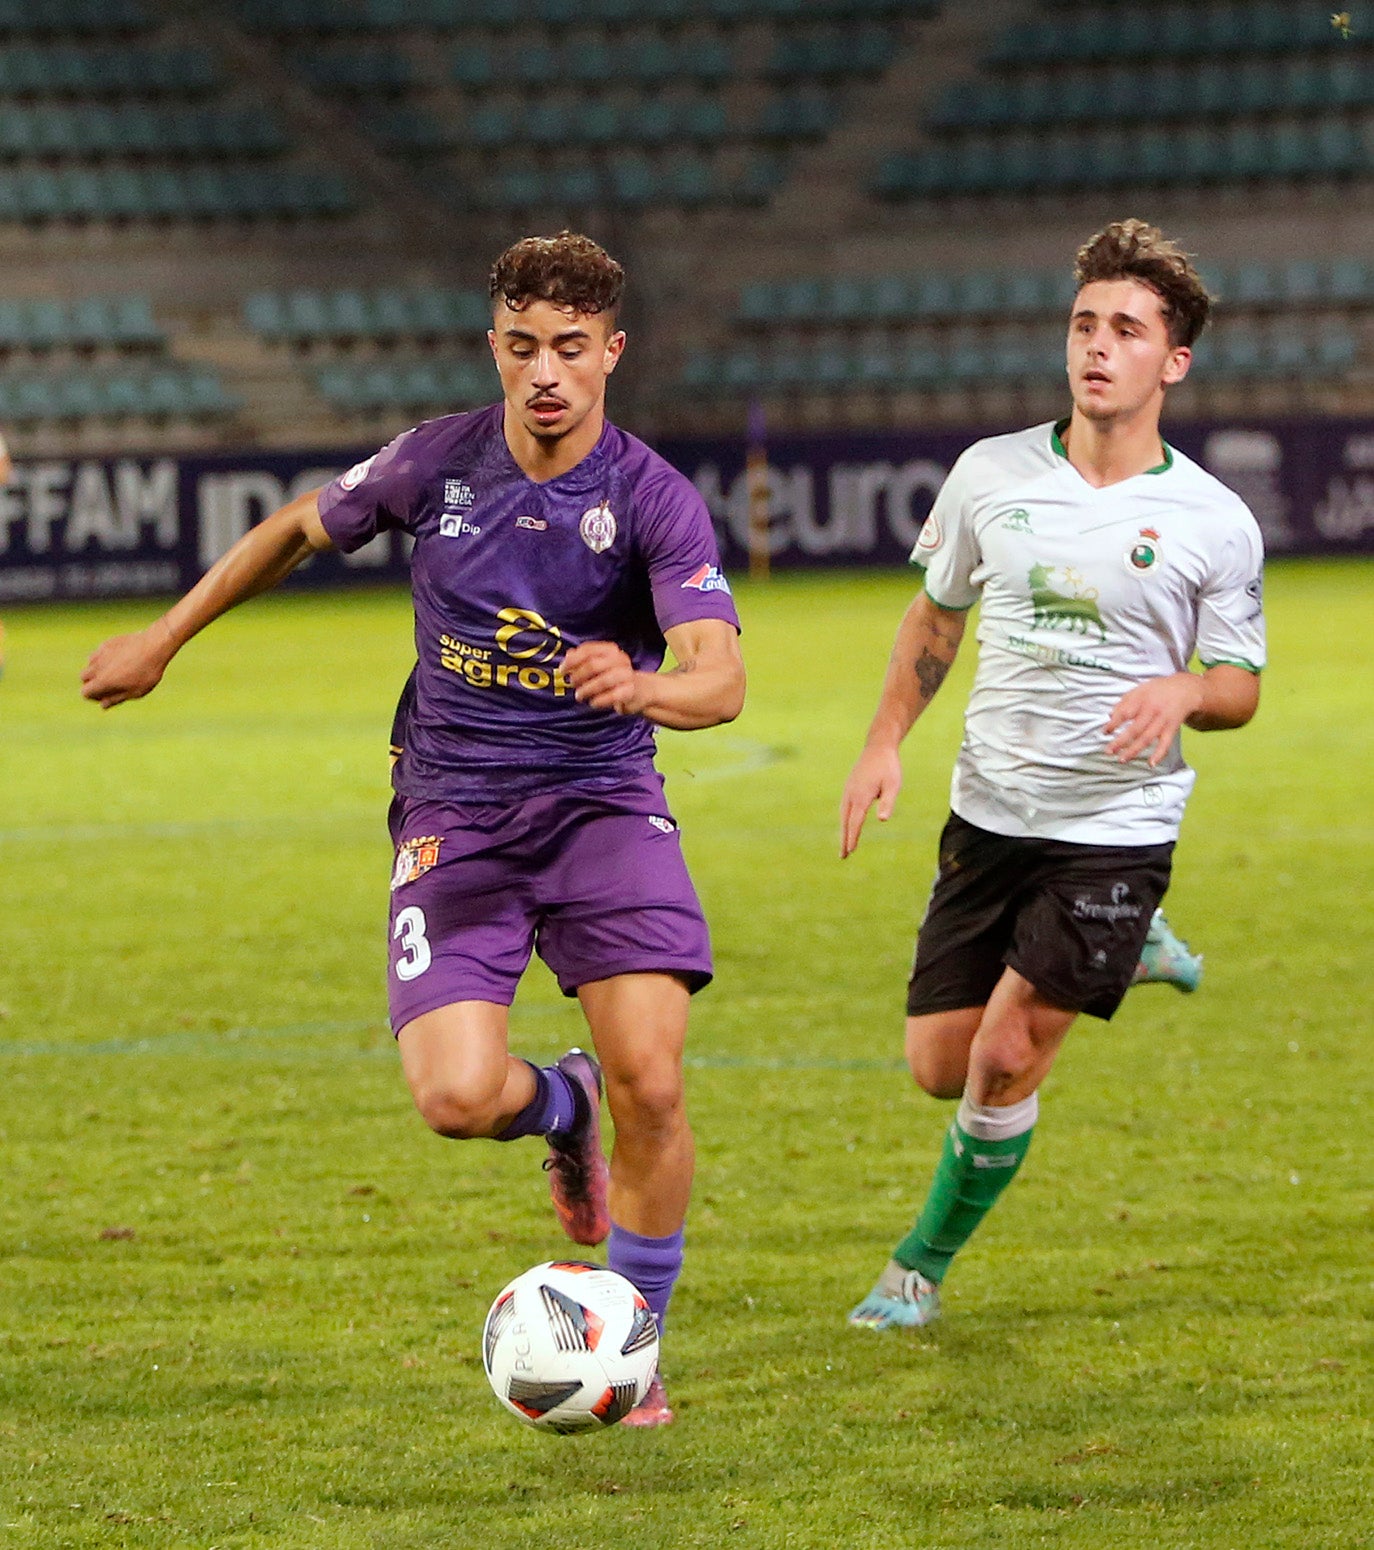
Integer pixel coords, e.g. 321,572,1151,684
906,811,1175,1022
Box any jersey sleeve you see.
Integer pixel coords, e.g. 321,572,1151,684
909,448,983,610
1196,513,1266,673
317,427,426,552
637,468,742,634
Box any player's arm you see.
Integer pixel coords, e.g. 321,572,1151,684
562,618,745,730
840,589,967,858
0,432,12,487
80,488,332,709
1104,663,1260,766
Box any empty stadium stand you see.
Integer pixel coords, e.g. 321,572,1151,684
0,0,1370,449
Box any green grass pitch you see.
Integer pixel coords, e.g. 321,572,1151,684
0,561,1370,1549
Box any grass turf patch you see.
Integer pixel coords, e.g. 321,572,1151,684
0,562,1370,1548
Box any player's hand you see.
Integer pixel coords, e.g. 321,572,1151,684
1104,672,1205,767
563,641,647,716
80,623,176,709
840,744,903,858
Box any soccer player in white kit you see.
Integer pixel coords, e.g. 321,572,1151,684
841,220,1266,1329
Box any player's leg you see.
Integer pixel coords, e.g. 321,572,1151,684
388,800,607,1238
850,986,1074,1330
850,815,1017,1328
1132,907,1203,992
535,780,712,1427
398,1000,530,1137
578,970,692,1428
905,1004,982,1099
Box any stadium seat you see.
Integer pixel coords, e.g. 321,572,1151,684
868,274,914,320
1328,257,1374,304
607,153,658,206
451,44,495,90
664,154,718,207
1315,330,1358,373
719,149,773,205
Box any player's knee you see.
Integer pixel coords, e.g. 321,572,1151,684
604,1066,685,1139
906,1033,966,1099
411,1080,501,1140
967,1038,1033,1102
908,1048,965,1101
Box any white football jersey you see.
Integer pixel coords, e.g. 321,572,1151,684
913,421,1266,845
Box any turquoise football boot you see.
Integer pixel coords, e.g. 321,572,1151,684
1133,908,1203,993
848,1262,941,1331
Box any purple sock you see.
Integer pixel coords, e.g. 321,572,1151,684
607,1223,684,1334
493,1062,578,1141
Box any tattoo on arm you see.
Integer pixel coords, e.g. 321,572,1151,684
914,649,951,702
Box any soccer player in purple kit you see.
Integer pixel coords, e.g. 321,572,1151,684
81,232,744,1429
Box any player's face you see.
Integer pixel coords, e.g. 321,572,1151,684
1066,279,1191,423
489,300,625,444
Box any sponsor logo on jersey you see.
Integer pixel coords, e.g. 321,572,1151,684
681,563,732,595
439,513,481,539
1000,507,1033,532
391,834,442,891
1028,562,1106,641
1125,526,1161,573
339,454,376,491
915,514,942,551
444,479,475,510
438,607,572,697
1005,634,1113,673
647,815,676,834
515,514,548,532
579,500,616,554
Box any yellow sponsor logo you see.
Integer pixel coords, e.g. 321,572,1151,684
439,606,572,696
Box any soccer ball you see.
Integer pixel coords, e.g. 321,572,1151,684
482,1261,659,1434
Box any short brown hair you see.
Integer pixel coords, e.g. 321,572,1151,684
1074,219,1211,347
489,231,624,319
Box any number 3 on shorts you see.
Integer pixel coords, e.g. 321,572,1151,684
393,905,432,982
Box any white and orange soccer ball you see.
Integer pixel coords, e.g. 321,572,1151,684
481,1261,660,1433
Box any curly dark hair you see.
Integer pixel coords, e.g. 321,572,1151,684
489,231,624,319
1074,219,1211,347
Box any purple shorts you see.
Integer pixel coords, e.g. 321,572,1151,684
384,771,713,1033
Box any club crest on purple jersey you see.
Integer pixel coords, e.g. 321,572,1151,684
340,454,376,491
579,501,617,554
391,834,443,891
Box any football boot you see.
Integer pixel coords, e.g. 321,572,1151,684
543,1048,611,1247
848,1263,941,1331
1133,908,1203,993
620,1372,674,1428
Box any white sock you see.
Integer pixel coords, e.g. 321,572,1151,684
957,1090,1038,1143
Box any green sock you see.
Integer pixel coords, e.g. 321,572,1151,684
892,1094,1037,1283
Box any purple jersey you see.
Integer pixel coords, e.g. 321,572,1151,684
318,404,740,801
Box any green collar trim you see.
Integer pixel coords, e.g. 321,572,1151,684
1052,418,1174,475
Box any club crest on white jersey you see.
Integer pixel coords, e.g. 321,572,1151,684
915,514,942,552
1124,527,1162,574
